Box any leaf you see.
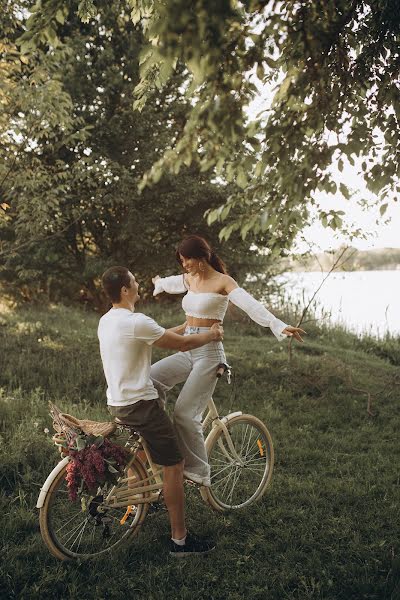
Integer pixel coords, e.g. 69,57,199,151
219,223,235,241
339,183,350,200
220,204,231,221
272,66,298,106
256,64,264,81
55,10,65,25
265,57,277,69
236,168,247,189
207,208,219,225
139,45,153,66
240,220,254,239
76,436,87,451
334,215,343,229
19,41,34,54
187,58,205,85
215,156,225,174
272,75,291,106
255,161,264,177
380,203,388,216
131,8,141,25
260,210,269,228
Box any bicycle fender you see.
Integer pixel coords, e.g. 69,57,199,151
36,456,70,509
220,411,242,424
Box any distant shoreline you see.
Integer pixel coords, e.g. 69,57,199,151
283,267,400,273
281,247,400,273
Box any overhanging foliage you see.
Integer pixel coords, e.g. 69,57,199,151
19,0,400,243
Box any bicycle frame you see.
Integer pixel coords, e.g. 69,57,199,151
202,397,244,465
104,438,163,509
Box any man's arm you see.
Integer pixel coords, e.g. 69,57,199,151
154,324,223,351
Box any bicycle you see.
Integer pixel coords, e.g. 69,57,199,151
37,365,274,560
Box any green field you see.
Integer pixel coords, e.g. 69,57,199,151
1,301,400,600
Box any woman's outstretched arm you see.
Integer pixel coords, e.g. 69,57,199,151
152,274,188,296
223,275,305,342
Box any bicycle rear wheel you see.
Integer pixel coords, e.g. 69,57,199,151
202,414,274,512
39,458,149,560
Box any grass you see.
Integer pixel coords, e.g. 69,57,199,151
1,300,400,600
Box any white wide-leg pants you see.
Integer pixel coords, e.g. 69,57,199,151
150,326,226,481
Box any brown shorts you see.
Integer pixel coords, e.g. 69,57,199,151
108,399,182,466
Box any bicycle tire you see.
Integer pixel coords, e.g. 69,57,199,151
201,414,274,512
39,457,149,560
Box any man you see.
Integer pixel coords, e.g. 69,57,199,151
98,266,223,556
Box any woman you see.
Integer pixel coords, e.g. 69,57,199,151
150,235,305,487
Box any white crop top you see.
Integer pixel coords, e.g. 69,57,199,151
153,274,288,341
182,291,229,321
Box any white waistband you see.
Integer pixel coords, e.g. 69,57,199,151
184,326,211,333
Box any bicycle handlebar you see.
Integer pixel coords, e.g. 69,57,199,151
216,364,226,378
216,362,232,381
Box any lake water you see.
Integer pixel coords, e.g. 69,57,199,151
276,271,400,338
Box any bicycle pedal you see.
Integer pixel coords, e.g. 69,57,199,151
120,505,137,525
147,502,167,516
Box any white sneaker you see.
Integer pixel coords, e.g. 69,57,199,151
183,470,211,487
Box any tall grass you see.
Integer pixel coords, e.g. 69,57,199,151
1,301,399,599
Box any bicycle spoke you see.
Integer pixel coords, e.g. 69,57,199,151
55,511,83,534
74,518,88,552
211,466,238,490
210,461,236,481
243,457,268,468
62,517,89,547
227,464,243,504
90,522,96,548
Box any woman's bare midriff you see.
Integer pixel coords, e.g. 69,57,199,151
186,316,221,327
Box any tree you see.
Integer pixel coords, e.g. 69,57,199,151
1,0,283,308
21,0,400,245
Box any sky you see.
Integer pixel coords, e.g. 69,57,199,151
248,79,399,254
295,173,399,254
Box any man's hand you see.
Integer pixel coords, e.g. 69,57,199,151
282,326,306,342
210,323,224,341
168,322,187,335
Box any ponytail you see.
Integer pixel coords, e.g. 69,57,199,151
209,250,227,274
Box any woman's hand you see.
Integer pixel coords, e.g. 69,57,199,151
282,326,306,342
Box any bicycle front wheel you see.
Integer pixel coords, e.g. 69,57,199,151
202,414,274,511
39,457,149,560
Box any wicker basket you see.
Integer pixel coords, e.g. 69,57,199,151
49,402,117,445
59,412,117,437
